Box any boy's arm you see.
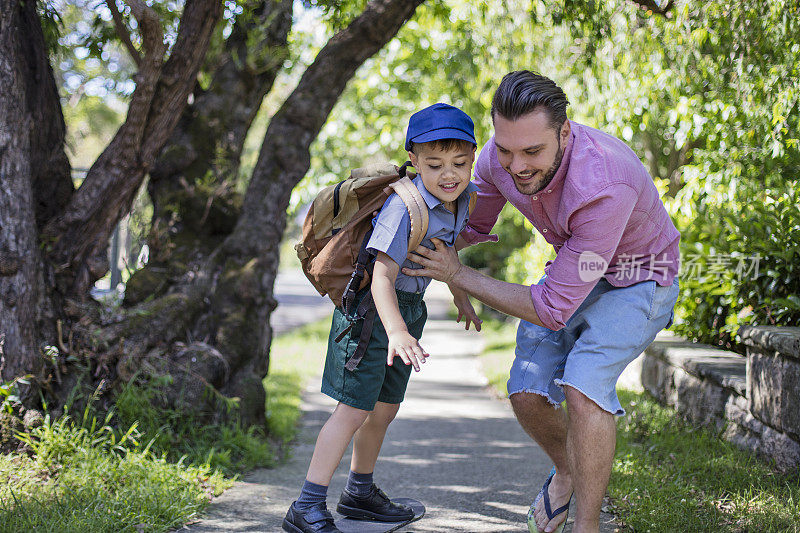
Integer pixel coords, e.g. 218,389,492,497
371,252,429,372
450,284,482,331
448,236,482,331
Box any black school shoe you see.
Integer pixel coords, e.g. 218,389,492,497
336,484,414,522
283,502,342,532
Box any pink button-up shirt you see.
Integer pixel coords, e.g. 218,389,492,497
460,121,680,331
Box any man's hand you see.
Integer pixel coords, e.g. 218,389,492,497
404,238,463,283
387,331,429,372
450,285,482,331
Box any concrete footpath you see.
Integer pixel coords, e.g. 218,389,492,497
184,275,617,532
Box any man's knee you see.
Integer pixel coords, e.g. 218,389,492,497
563,385,607,419
510,391,559,416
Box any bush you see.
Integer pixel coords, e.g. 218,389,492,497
661,2,800,349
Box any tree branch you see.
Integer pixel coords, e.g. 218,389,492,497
42,0,222,296
123,0,164,57
147,0,292,214
141,0,225,159
106,0,142,68
231,0,426,255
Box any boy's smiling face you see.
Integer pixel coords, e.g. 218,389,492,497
408,142,475,204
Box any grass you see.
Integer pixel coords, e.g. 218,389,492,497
0,313,332,532
265,315,333,443
114,377,276,476
472,315,800,532
0,406,229,533
611,390,800,533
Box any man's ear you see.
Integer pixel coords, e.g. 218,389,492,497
560,119,571,144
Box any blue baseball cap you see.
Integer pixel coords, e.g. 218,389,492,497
405,103,476,151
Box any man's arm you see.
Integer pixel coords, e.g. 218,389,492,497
406,239,545,327
372,252,429,371
408,184,640,330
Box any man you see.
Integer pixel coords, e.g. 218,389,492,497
404,71,680,533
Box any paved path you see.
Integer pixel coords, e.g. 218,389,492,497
271,269,334,336
186,276,618,532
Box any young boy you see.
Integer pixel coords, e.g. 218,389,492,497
282,103,480,533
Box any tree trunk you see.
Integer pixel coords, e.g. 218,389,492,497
0,0,69,383
125,0,293,307
111,0,426,427
2,0,220,398
41,0,222,299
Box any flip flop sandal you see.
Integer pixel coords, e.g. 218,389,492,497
527,467,573,533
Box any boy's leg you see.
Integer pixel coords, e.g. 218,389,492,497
350,401,401,474
286,403,369,533
286,301,391,532
337,400,413,522
306,402,370,486
336,292,425,522
342,402,401,511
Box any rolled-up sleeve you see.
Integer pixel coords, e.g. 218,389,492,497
459,142,505,245
531,184,638,331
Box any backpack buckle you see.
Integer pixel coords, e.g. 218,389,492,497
342,270,362,315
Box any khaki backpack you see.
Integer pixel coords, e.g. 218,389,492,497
294,162,429,310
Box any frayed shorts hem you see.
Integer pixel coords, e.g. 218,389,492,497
554,379,626,417
508,388,563,409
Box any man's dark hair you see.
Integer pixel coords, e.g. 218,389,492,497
491,71,570,130
409,138,476,154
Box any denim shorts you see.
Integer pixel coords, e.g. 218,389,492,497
508,277,679,416
321,290,427,411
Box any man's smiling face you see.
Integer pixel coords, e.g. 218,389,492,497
493,109,570,196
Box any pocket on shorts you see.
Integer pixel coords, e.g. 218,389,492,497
658,278,680,328
643,280,658,320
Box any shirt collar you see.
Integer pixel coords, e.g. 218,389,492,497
412,174,444,209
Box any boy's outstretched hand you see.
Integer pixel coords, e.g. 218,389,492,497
387,331,429,372
450,285,482,331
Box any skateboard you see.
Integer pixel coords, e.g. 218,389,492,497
335,498,425,532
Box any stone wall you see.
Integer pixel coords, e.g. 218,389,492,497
640,327,800,472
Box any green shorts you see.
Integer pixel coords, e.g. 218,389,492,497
321,290,427,411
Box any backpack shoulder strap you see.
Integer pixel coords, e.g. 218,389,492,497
467,190,477,215
387,176,429,252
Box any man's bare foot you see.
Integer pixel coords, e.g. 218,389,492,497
532,470,572,533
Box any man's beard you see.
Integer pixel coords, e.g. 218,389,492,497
512,136,565,196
